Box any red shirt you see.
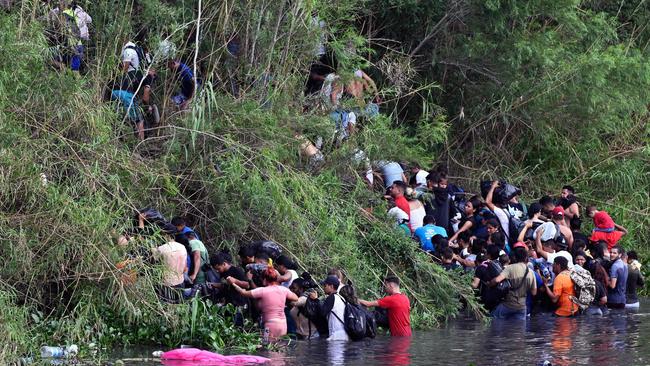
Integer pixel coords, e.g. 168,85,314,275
394,196,411,220
377,293,412,336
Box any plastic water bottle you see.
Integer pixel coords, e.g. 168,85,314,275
40,345,78,359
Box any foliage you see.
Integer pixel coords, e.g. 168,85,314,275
0,1,482,363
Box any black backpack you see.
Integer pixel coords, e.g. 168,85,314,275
364,309,377,338
251,240,282,260
301,297,329,337
332,295,367,341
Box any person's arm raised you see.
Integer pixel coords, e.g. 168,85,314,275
485,181,499,212
518,221,533,242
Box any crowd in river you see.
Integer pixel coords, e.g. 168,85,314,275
40,1,644,345
116,174,643,343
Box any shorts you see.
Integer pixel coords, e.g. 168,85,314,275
111,90,142,123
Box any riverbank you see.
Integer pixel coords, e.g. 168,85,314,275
112,300,649,366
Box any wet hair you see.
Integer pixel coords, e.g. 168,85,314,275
171,216,186,226
539,195,554,207
238,245,256,258
275,255,297,270
562,185,575,194
511,246,528,263
339,284,359,305
423,215,436,225
528,202,542,218
486,245,501,260
628,251,639,261
384,276,400,287
554,256,569,270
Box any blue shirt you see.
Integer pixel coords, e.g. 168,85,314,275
608,259,628,304
177,63,195,98
414,224,448,252
378,161,404,188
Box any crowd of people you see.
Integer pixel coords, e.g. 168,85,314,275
118,209,411,343
377,165,642,320
41,0,643,345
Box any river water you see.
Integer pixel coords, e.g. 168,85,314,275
118,301,650,366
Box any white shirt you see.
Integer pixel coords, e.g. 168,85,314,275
281,269,299,288
409,206,426,231
388,207,409,226
547,251,574,270
155,241,187,287
327,294,349,341
492,207,510,240
121,42,139,72
74,6,92,40
534,222,557,241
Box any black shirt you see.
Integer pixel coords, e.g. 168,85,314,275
218,266,248,306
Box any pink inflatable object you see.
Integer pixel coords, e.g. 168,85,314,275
161,348,270,365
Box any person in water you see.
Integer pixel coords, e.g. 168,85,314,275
360,276,412,336
229,262,298,341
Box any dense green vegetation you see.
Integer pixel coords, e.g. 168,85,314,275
0,0,648,363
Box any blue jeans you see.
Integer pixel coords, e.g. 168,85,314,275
491,303,527,320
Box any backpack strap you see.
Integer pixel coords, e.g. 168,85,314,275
330,294,346,326
511,266,530,291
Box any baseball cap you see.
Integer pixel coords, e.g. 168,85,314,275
552,206,565,217
320,275,340,288
513,241,527,249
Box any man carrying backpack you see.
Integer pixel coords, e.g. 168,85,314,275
309,275,349,341
488,244,537,320
542,256,577,317
359,276,411,336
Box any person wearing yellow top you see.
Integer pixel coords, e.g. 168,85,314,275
544,256,578,317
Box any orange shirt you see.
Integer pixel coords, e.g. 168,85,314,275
553,271,577,317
